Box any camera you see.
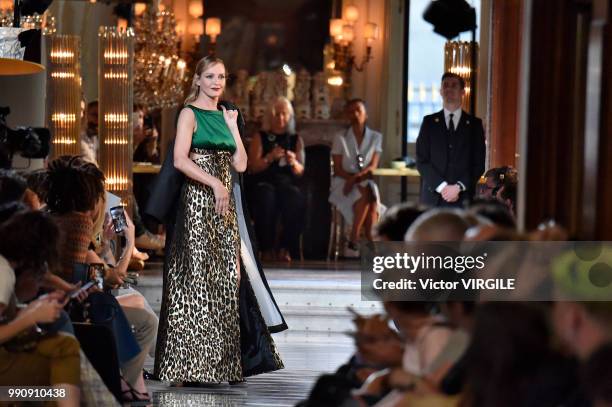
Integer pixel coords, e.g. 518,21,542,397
0,107,51,168
110,206,128,233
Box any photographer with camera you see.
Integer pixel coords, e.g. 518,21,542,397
0,106,50,170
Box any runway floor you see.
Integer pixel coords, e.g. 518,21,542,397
140,260,365,407
144,337,354,407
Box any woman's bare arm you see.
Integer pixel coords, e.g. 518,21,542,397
173,108,224,188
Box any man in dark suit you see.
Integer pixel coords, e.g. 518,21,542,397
416,72,486,207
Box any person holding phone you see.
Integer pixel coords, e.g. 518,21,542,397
155,56,284,385
246,96,305,262
0,210,83,406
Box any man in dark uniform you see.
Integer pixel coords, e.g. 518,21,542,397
416,72,486,207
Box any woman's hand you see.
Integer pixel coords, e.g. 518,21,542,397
105,266,126,288
221,106,239,131
286,150,297,166
268,146,285,162
24,297,63,324
61,283,89,303
212,179,230,215
343,176,356,196
388,368,417,390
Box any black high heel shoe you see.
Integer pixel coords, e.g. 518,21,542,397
121,377,151,403
229,380,247,386
347,241,359,251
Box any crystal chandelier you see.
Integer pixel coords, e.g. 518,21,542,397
133,5,187,110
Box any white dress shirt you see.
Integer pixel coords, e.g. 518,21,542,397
444,107,462,130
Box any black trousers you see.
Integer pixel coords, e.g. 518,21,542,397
249,180,305,257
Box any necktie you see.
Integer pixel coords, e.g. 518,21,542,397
449,113,455,133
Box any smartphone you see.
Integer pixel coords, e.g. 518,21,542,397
88,263,105,290
110,206,127,233
68,280,95,299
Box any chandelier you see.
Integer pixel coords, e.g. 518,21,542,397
133,5,187,110
327,3,378,90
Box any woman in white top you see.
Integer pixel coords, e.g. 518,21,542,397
329,99,383,249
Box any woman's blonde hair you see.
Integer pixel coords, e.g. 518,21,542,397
261,96,296,134
184,55,226,105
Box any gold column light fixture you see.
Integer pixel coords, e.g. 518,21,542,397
46,34,81,158
328,2,379,87
98,26,134,203
444,41,478,112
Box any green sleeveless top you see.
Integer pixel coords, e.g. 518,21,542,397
187,105,236,153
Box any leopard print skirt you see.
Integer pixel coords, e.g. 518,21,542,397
156,149,242,383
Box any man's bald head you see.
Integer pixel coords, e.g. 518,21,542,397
404,208,471,241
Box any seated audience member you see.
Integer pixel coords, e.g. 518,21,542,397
133,104,160,164
584,343,612,407
553,300,612,362
437,301,476,396
552,249,612,369
468,198,516,229
24,169,49,210
45,156,153,401
247,96,305,261
329,98,384,251
364,301,456,407
478,166,518,216
45,156,105,280
299,312,404,407
404,208,471,242
0,201,27,224
81,101,99,164
89,194,159,359
462,302,577,407
480,167,505,199
0,169,51,212
81,102,163,253
375,203,426,241
0,210,82,406
498,170,517,216
0,169,27,205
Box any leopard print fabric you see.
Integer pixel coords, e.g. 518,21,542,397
156,149,242,383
